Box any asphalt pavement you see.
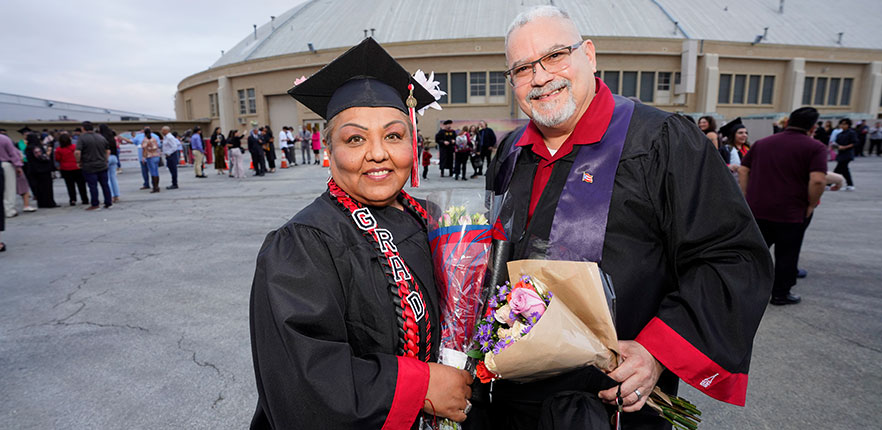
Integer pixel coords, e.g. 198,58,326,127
1,153,879,429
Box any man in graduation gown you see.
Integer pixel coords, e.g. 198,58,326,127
435,120,456,177
483,6,773,429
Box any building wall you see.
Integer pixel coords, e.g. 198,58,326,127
178,36,882,139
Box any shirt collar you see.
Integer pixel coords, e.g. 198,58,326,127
515,77,615,162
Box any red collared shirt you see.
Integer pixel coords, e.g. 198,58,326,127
515,77,615,220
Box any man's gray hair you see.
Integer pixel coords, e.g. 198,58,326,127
505,5,574,48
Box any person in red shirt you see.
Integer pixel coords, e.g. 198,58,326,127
739,107,828,305
55,133,88,206
484,5,771,429
421,145,432,180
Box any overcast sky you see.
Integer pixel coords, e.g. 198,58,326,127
1,0,305,118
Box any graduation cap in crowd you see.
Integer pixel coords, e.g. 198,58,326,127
718,117,744,140
17,126,34,135
288,37,440,187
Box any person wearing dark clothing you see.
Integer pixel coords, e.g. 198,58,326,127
99,124,120,202
453,127,472,180
262,126,276,173
211,128,227,174
248,128,266,176
854,120,868,157
832,118,858,189
868,121,882,156
477,121,496,176
434,121,456,177
54,134,88,205
24,134,58,208
75,122,112,210
739,107,828,305
484,8,771,428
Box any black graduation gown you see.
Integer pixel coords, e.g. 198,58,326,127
250,192,441,429
485,104,773,429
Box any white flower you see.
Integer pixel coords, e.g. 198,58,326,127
412,69,445,116
293,75,307,86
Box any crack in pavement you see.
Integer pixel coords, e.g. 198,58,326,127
54,320,150,332
52,273,95,309
790,312,882,354
177,334,236,410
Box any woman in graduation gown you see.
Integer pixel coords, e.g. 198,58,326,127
249,38,473,430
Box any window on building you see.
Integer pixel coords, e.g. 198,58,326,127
437,74,448,104
802,77,814,105
639,72,655,102
622,71,638,98
657,72,671,91
761,76,775,104
247,88,256,114
238,89,247,115
718,74,732,104
747,75,761,104
451,72,467,104
828,78,841,106
489,72,506,96
674,72,681,86
470,72,486,97
841,78,853,106
814,78,827,105
209,93,218,117
185,99,192,120
603,71,620,94
732,75,746,104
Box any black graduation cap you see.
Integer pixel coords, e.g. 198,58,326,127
17,126,34,135
288,37,435,121
718,117,744,139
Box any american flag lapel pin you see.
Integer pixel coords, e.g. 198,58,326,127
582,172,594,183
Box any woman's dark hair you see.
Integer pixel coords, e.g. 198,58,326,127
264,126,273,138
26,133,41,146
839,118,852,127
699,116,717,132
99,124,115,145
144,127,152,137
58,133,72,148
227,130,238,140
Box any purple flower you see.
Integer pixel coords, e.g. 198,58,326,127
487,295,499,308
521,324,533,336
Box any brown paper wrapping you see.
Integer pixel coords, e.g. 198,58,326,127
485,259,619,382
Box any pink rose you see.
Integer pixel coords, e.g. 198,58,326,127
508,288,546,319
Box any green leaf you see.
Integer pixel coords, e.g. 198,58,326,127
466,349,484,359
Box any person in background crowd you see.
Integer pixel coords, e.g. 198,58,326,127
191,126,206,178
435,120,456,177
698,115,719,148
248,124,266,176
422,144,432,180
75,122,112,210
453,125,472,180
469,124,483,178
25,133,58,208
181,128,192,164
55,134,88,206
262,126,277,173
0,128,31,216
0,163,5,251
16,128,39,205
141,127,162,193
298,125,312,165
227,129,246,179
773,116,788,134
310,125,322,165
832,118,857,191
99,124,120,203
132,129,151,190
854,119,868,157
867,121,882,156
813,121,830,147
161,126,182,189
739,107,827,306
477,120,496,175
279,126,293,167
730,124,750,159
211,127,227,175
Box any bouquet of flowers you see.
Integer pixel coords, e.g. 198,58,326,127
469,259,701,429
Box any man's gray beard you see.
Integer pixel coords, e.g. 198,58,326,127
527,79,577,128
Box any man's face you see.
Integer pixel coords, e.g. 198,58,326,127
506,16,596,131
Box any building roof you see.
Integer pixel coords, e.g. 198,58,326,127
211,0,882,68
0,92,171,122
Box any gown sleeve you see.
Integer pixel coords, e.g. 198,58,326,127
633,115,773,406
250,224,429,429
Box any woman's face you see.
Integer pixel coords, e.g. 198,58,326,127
328,107,412,208
734,128,748,145
698,118,709,130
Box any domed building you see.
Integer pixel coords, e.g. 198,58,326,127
176,0,882,138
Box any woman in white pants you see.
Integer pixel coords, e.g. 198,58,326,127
226,130,246,178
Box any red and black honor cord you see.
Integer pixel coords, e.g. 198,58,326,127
328,179,432,362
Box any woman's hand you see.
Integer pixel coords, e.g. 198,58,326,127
423,363,473,422
598,340,664,412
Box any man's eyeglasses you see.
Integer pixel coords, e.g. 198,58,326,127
504,41,583,87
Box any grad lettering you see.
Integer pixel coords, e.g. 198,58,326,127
406,291,425,322
375,229,397,253
351,208,377,231
388,255,411,282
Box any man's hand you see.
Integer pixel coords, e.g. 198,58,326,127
598,340,664,412
15,167,23,177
